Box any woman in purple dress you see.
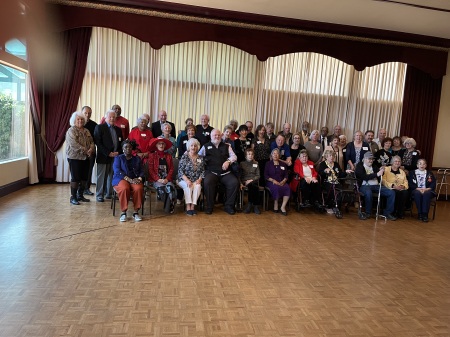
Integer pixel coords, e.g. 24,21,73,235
265,148,291,215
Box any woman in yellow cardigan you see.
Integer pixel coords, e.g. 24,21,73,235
382,155,409,219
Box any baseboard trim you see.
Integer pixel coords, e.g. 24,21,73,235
0,178,29,198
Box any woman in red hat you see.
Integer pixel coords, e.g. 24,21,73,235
148,137,177,213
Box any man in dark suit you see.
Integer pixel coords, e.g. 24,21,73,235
82,105,97,196
94,109,123,202
195,114,214,146
320,126,329,150
151,110,176,138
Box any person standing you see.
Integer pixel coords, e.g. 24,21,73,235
66,111,95,205
195,114,214,146
99,104,130,140
151,110,176,138
94,109,123,202
82,105,97,196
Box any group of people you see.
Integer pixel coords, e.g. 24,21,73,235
65,107,436,223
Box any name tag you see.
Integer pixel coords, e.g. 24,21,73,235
413,179,417,184
281,150,285,155
363,147,368,150
246,141,250,145
197,158,202,163
205,132,210,136
342,149,346,153
121,124,125,128
118,137,122,141
281,166,285,170
413,152,417,155
257,141,261,144
183,140,187,144
253,164,258,168
207,146,212,149
141,133,146,137
309,165,314,168
316,146,321,150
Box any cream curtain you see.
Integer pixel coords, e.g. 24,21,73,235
55,27,406,182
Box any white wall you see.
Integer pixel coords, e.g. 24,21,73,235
433,53,450,168
0,158,28,187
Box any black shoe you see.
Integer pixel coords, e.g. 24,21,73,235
273,209,279,213
70,197,80,205
77,195,90,202
303,200,311,207
205,209,213,215
281,211,287,216
254,206,261,214
385,214,397,221
84,189,94,196
224,207,236,215
96,197,104,202
243,204,252,214
365,213,371,219
422,216,429,222
418,213,423,221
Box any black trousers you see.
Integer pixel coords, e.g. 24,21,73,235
204,171,239,211
68,158,89,182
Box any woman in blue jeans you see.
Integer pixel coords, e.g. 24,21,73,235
408,159,436,222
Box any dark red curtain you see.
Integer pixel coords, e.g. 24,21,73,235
400,66,442,167
41,27,92,180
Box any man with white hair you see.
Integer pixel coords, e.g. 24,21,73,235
99,104,130,140
199,129,239,215
151,110,176,138
355,152,397,220
278,122,293,145
94,109,123,202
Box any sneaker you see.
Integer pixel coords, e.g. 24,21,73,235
192,210,197,215
120,213,127,222
385,214,397,221
133,213,142,221
254,206,261,215
186,210,193,216
243,204,252,214
326,208,334,214
84,189,94,195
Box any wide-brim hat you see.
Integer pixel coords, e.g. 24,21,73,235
148,137,173,152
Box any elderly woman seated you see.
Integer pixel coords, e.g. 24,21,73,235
177,138,205,215
148,137,177,213
290,149,322,210
382,155,409,219
265,148,290,215
112,140,145,222
408,158,436,222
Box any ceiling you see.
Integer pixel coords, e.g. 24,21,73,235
156,0,450,40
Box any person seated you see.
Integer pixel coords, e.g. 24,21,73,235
177,138,205,216
291,149,322,210
355,152,397,221
318,149,349,215
265,148,290,215
408,158,436,222
382,155,408,219
374,137,393,168
148,138,177,213
112,140,144,222
240,148,261,214
127,115,153,164
198,129,239,215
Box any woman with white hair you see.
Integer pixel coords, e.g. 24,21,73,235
408,158,436,222
399,137,419,174
66,111,95,205
160,122,177,158
177,138,205,215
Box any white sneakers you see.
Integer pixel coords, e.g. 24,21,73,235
133,213,142,221
120,212,127,222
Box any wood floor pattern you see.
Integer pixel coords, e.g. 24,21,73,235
0,184,449,337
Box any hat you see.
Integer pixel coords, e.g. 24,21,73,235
148,137,173,152
363,152,374,160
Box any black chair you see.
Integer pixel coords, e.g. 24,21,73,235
111,186,145,216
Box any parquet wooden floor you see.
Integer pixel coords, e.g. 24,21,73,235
0,184,449,337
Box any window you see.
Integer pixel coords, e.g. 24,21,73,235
0,63,27,161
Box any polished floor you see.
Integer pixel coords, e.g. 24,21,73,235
0,184,449,337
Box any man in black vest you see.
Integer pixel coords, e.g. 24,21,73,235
198,129,239,215
94,109,123,202
195,114,214,146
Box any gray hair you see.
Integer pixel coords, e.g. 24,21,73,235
403,137,417,148
186,137,200,151
105,109,116,119
223,124,233,132
270,148,281,158
391,155,402,164
310,129,319,140
161,122,172,132
69,111,86,126
136,115,149,125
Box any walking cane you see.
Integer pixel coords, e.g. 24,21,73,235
375,167,387,222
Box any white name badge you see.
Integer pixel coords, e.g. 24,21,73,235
281,150,285,155
121,124,125,128
281,166,285,170
316,146,321,150
118,137,122,141
342,149,346,152
197,158,202,163
246,141,250,145
141,133,146,137
257,141,261,144
253,164,258,168
309,165,314,168
413,152,417,155
363,147,369,150
207,146,212,149
183,140,187,144
205,132,210,136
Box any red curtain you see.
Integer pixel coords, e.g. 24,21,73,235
400,66,442,166
40,27,92,180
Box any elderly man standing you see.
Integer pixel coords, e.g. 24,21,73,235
151,110,176,138
374,128,387,148
278,122,293,145
199,129,239,215
82,106,97,196
100,104,130,140
196,114,214,146
355,152,397,220
94,109,123,202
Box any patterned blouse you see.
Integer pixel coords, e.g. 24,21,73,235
177,151,205,182
252,138,271,161
66,126,94,160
